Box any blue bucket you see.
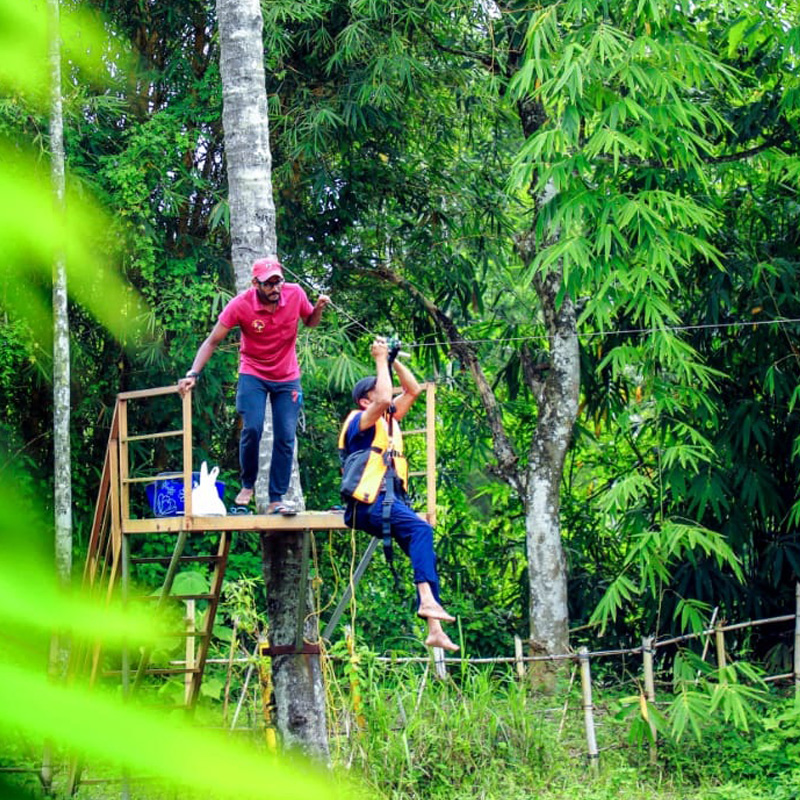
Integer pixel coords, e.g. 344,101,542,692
145,472,226,517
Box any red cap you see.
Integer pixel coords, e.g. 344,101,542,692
252,257,283,282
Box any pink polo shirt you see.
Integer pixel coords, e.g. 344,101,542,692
218,284,314,382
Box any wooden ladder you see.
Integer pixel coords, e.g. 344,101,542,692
65,381,439,792
66,387,232,794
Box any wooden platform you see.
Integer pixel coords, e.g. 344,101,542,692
123,510,348,534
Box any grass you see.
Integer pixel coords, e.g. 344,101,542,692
324,655,800,800
4,652,800,799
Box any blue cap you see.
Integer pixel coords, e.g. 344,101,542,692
352,376,377,404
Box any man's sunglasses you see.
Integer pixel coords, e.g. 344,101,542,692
256,277,284,288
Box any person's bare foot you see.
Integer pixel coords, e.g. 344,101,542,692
417,602,456,622
234,487,254,505
425,630,459,652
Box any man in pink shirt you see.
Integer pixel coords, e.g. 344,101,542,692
178,256,329,513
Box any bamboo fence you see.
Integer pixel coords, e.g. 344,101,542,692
171,584,800,764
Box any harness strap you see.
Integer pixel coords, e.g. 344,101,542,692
381,395,403,593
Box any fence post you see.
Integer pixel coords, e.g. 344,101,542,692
514,635,525,680
184,599,195,705
432,646,447,679
579,647,599,773
715,623,727,677
794,584,800,705
642,636,658,764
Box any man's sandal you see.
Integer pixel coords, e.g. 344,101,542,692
267,501,297,517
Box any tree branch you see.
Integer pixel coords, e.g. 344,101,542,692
368,264,524,495
703,132,793,164
418,26,514,78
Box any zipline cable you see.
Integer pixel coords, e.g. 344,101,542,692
279,261,800,353
280,262,378,341
405,316,800,351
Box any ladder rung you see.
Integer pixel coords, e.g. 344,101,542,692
143,667,202,675
136,593,217,602
122,475,189,485
408,470,426,477
122,430,184,443
118,386,180,400
403,428,427,436
103,667,201,676
131,555,221,565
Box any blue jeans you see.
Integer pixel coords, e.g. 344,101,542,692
235,374,302,502
345,495,442,608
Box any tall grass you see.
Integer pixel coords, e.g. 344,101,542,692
325,654,793,800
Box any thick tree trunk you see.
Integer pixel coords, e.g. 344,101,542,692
261,532,329,760
215,0,328,759
514,100,579,675
216,0,276,285
520,264,579,672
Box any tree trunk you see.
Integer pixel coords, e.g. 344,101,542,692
521,263,579,679
45,0,69,790
216,0,276,286
514,100,579,677
215,0,328,759
261,532,328,759
50,0,71,588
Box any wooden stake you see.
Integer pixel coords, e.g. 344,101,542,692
579,647,599,772
118,399,130,522
642,636,657,764
184,599,196,706
222,618,239,723
715,624,727,675
181,388,193,517
346,626,365,729
514,635,525,680
432,646,447,679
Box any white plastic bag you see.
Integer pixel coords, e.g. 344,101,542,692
191,461,227,516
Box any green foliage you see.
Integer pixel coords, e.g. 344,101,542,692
0,465,347,798
3,0,800,691
0,4,350,795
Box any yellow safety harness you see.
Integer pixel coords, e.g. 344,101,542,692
339,406,409,591
338,410,408,503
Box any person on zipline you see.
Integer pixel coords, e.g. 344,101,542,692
339,337,459,652
178,256,329,514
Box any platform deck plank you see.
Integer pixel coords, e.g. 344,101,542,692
123,510,348,534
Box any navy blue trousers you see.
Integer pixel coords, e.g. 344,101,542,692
235,374,302,502
345,494,442,607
